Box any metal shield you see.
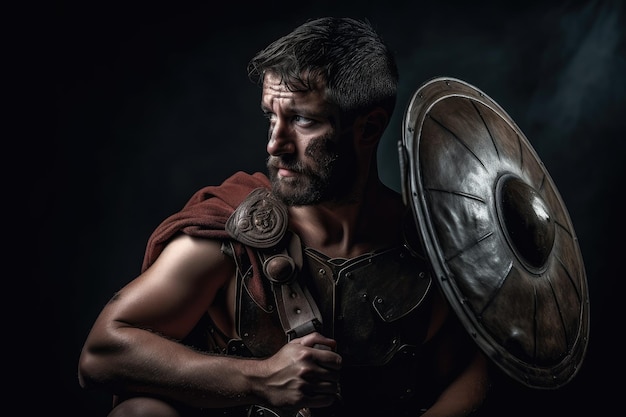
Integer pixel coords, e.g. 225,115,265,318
398,77,590,389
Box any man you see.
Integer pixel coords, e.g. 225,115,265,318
78,17,490,417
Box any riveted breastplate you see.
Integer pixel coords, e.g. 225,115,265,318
195,188,442,415
304,246,433,366
232,242,434,364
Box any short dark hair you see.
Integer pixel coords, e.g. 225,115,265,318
248,17,399,120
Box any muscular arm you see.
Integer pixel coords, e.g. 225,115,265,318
78,234,342,411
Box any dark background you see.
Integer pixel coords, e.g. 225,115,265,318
39,0,624,415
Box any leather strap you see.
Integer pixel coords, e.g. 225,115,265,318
260,232,323,340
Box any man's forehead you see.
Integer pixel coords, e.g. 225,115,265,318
262,72,326,92
261,73,327,107
262,76,293,96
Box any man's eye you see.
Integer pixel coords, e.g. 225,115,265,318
293,115,315,126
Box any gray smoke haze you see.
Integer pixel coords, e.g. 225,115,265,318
528,0,625,136
378,0,625,192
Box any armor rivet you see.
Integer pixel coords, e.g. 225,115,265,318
346,272,352,278
268,305,274,311
291,292,297,298
295,308,301,314
377,297,383,304
318,269,326,276
362,293,367,299
419,271,425,278
243,332,249,337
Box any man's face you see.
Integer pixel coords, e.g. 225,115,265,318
262,73,357,206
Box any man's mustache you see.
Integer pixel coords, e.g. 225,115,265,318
266,156,307,174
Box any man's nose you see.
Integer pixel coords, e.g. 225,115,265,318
267,122,295,156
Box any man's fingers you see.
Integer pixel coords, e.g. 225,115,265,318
292,331,337,351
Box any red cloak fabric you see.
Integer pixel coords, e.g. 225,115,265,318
141,170,272,305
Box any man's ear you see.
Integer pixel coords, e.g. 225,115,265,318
359,107,389,144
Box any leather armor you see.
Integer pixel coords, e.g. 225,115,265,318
208,188,440,416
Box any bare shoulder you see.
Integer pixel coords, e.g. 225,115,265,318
150,234,235,280
108,234,236,338
371,186,409,240
376,185,406,220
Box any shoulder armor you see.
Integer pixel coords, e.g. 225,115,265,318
226,188,288,249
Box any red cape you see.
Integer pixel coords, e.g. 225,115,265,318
141,171,271,304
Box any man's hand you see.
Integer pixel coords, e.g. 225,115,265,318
257,332,342,413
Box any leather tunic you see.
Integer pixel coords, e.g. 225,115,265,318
219,236,438,416
188,189,440,415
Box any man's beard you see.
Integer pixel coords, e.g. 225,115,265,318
267,132,358,206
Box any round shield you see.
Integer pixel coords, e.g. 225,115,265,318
399,77,590,389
